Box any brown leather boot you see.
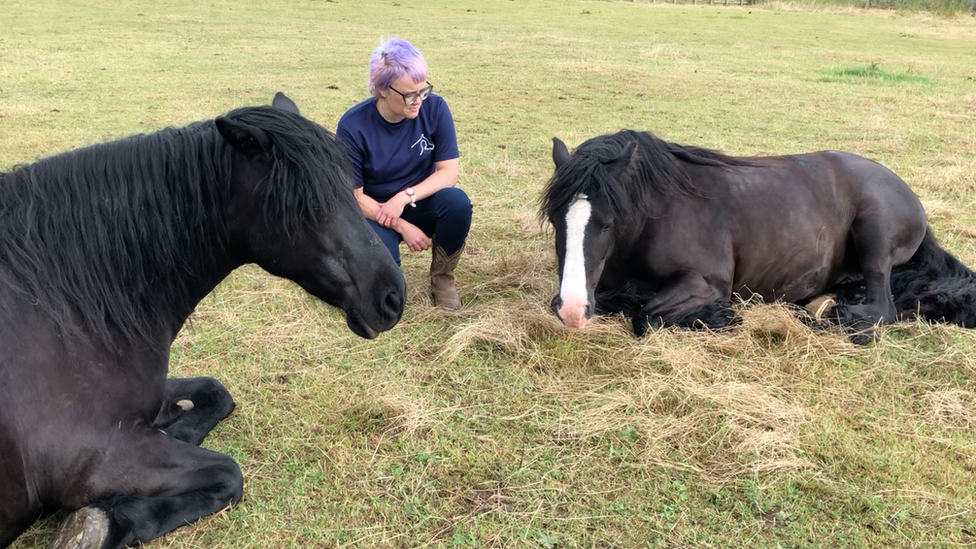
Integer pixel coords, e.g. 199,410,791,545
430,241,463,310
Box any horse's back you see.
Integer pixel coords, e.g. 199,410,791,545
684,149,925,301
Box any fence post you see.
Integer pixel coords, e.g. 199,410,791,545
970,0,975,14
864,0,870,8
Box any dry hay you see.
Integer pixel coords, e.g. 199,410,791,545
428,292,864,483
921,389,976,429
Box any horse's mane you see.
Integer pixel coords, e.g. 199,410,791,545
0,106,353,348
229,106,354,232
540,129,754,223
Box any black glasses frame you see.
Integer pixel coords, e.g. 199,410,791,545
388,81,433,106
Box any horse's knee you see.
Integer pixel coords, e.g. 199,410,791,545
64,454,245,549
218,460,244,505
154,377,236,445
187,458,244,507
156,377,235,428
189,377,235,418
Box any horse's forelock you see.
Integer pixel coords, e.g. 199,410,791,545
540,138,632,225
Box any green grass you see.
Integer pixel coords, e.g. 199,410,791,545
821,63,932,83
4,0,976,548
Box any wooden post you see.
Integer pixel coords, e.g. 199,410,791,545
864,0,870,8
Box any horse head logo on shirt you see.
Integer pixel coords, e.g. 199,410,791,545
412,134,435,156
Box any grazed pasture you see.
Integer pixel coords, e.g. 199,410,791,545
3,1,976,547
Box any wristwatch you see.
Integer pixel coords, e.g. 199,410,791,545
405,187,417,207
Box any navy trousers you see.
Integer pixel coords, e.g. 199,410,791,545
368,186,472,266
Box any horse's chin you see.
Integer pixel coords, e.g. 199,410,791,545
296,278,403,339
346,312,379,339
343,304,403,340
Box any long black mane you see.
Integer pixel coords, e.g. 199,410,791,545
540,129,753,224
0,106,353,348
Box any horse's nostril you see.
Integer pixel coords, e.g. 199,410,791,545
382,289,406,318
383,289,404,318
550,294,562,315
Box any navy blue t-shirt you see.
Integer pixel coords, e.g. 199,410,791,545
335,94,459,203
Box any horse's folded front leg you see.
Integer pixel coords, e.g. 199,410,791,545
50,429,243,549
632,274,729,336
152,377,236,446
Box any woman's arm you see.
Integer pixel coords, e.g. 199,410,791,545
411,158,459,200
357,186,432,252
354,187,382,221
375,158,459,227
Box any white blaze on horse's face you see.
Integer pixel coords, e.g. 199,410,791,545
558,194,592,328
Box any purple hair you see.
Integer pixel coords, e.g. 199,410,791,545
367,37,428,100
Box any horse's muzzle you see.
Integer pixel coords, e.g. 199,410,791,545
551,293,592,328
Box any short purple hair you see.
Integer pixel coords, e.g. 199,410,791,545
367,37,428,100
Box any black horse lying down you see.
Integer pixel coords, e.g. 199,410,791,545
541,130,976,339
0,94,405,549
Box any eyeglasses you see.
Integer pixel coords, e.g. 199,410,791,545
388,81,433,106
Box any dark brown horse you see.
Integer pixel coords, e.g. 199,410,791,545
542,130,976,338
0,93,405,548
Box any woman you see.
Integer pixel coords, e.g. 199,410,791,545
336,37,472,311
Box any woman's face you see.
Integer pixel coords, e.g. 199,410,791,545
380,74,430,121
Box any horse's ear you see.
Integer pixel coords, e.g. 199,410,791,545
602,140,639,178
272,92,300,115
215,117,272,159
552,137,570,168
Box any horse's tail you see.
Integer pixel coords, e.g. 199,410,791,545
891,227,976,327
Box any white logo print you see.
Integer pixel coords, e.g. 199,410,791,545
411,134,435,156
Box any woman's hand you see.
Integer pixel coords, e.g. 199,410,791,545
396,219,432,252
376,192,410,229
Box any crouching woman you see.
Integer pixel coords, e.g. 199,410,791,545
336,37,472,310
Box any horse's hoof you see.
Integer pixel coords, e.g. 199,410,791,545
50,507,110,549
632,315,649,337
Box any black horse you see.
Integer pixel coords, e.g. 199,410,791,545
0,93,405,549
542,130,976,337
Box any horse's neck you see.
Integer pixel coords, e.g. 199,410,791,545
161,250,240,336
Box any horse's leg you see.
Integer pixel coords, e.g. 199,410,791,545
50,429,243,549
845,218,899,325
0,483,40,549
152,377,235,446
668,298,740,331
0,426,41,548
0,491,38,548
632,273,727,336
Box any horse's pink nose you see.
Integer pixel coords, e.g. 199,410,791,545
558,302,590,328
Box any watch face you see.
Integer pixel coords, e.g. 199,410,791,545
406,188,415,196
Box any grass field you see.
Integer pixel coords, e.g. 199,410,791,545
4,0,976,547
